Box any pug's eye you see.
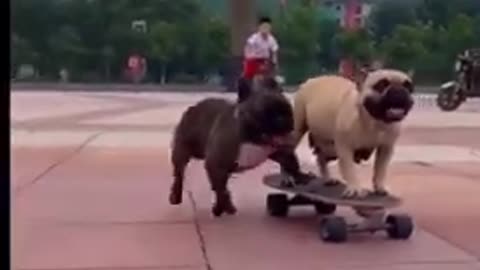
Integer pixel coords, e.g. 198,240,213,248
372,79,390,93
403,80,414,93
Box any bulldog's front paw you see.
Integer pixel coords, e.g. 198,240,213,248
169,190,183,205
212,202,237,217
212,192,237,217
294,172,316,185
224,201,237,215
342,185,369,198
212,204,224,217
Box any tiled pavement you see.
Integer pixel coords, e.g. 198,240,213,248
11,91,480,270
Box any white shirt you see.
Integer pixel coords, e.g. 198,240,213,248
244,32,279,59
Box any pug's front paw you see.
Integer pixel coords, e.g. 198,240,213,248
342,185,369,198
373,185,390,196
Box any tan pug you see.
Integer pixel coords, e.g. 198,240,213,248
292,69,414,198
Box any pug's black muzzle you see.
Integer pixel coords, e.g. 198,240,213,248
363,87,414,123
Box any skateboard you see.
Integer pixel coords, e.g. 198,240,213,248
263,173,414,243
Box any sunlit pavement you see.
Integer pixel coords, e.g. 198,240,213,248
11,91,480,270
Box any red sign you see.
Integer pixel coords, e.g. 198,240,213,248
128,55,141,70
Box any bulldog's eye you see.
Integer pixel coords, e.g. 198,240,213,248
403,80,414,93
372,79,390,92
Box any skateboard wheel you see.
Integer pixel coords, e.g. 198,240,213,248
386,214,414,240
319,216,348,243
266,193,289,217
314,202,337,215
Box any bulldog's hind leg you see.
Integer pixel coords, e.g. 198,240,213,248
205,162,237,217
169,142,191,205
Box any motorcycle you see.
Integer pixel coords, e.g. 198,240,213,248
436,49,480,111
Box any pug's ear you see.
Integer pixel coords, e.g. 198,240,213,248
354,68,369,91
407,69,415,79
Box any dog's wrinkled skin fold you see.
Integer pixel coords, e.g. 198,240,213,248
293,69,414,198
170,91,312,217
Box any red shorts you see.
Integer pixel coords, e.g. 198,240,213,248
242,58,268,79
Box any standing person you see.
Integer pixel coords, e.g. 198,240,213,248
237,16,280,102
128,52,146,84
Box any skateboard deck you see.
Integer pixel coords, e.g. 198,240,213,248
263,173,402,208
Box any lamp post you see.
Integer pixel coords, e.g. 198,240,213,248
128,19,147,84
339,0,361,79
226,0,255,91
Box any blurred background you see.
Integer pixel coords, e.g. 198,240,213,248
10,0,480,87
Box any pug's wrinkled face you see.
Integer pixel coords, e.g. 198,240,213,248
238,91,294,146
359,69,414,123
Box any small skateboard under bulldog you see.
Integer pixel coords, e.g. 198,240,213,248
263,173,414,243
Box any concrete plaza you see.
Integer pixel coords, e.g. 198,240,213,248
11,90,480,270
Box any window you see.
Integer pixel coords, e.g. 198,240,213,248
355,17,362,26
356,5,362,14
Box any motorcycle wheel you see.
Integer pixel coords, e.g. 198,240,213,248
436,85,465,111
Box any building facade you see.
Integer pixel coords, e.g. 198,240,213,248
318,0,372,28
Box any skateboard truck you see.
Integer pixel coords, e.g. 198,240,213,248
349,208,388,233
267,193,337,217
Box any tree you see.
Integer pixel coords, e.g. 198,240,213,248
315,9,340,71
334,29,375,66
48,25,90,77
368,0,419,41
226,0,255,90
416,0,480,27
275,3,321,83
197,18,230,76
148,21,183,83
380,23,428,72
11,33,38,75
444,14,476,56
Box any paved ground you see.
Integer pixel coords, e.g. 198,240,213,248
11,91,480,270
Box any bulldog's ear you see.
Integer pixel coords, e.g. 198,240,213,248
237,78,253,102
